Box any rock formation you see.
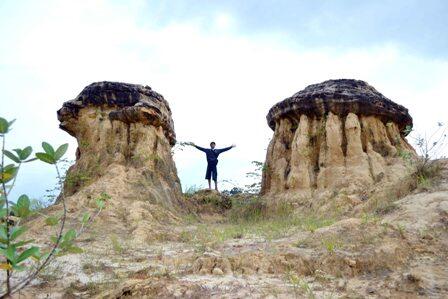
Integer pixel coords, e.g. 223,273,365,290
261,79,416,198
18,81,448,299
56,81,183,242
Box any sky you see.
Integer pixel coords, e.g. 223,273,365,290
1,0,447,201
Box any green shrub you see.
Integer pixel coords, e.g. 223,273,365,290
407,122,447,189
0,116,107,297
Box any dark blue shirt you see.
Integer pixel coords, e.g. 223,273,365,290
194,145,232,164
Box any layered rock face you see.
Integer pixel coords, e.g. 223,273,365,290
57,81,183,211
261,79,416,198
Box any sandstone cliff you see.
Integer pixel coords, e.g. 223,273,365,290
51,82,184,244
262,79,416,202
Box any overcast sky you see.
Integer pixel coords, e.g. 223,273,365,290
1,0,447,200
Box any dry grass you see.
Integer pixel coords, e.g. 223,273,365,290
179,196,335,247
415,159,444,190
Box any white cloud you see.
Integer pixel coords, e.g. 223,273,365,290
214,13,235,31
1,1,447,198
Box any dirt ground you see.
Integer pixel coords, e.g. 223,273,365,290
6,162,448,298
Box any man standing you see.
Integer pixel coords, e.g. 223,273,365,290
191,142,236,191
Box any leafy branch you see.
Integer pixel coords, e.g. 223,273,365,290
0,117,73,297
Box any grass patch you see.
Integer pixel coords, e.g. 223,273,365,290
110,234,126,254
184,185,201,196
417,174,433,190
65,168,92,194
183,213,200,224
227,196,273,223
303,218,334,233
187,190,232,211
415,158,444,191
361,212,380,225
395,223,406,238
286,271,316,299
180,197,335,246
321,238,342,253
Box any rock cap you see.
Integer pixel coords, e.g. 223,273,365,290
57,81,176,145
267,79,412,135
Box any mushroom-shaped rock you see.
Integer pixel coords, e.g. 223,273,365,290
261,79,415,197
57,82,183,212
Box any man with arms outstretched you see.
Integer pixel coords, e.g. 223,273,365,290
191,142,236,191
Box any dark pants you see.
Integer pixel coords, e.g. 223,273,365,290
205,161,218,181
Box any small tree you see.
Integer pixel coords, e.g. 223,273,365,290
406,122,447,187
221,161,264,195
0,117,107,297
244,161,264,194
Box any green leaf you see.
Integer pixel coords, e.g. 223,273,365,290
16,246,39,264
12,264,26,271
100,192,111,201
45,216,59,226
81,212,90,224
6,246,17,263
50,235,59,244
10,226,27,241
17,194,30,209
0,225,8,242
3,150,20,163
66,246,83,254
403,125,413,135
16,195,31,218
22,146,33,160
2,164,16,171
12,149,22,160
42,142,55,156
64,229,77,242
1,245,17,264
0,118,9,134
0,172,13,183
54,143,68,161
59,241,69,250
16,146,32,160
0,164,18,183
35,152,55,164
12,239,34,247
95,199,105,209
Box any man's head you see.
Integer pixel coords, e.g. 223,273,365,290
210,142,216,149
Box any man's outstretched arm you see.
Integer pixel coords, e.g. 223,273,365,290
191,143,207,152
217,144,236,154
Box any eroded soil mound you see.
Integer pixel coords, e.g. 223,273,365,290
262,79,416,202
